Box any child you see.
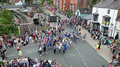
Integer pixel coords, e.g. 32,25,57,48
17,46,19,52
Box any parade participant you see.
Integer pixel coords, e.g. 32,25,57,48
18,49,22,58
62,45,65,54
43,43,47,55
16,46,19,52
95,44,99,51
83,33,86,42
53,45,56,54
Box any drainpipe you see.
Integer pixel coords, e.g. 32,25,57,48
113,9,116,38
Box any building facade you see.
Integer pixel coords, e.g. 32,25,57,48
91,0,120,38
53,0,92,12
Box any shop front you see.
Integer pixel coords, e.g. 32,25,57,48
101,25,109,36
92,21,100,31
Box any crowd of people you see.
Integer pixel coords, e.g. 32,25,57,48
0,16,84,67
0,57,66,67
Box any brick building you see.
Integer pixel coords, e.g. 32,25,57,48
53,0,92,12
10,0,20,5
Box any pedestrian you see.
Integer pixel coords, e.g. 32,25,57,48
62,45,65,54
53,45,56,54
95,44,99,51
101,65,105,67
43,43,47,55
18,49,22,58
83,33,86,42
98,41,101,49
39,46,42,56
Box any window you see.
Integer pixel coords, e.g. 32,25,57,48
96,8,98,12
108,9,110,14
102,17,111,25
70,4,72,10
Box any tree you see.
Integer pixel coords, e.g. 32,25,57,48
47,0,52,4
0,0,9,2
0,9,19,35
92,0,101,4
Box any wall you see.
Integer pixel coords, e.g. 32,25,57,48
92,7,118,37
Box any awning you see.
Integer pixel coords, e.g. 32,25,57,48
19,8,29,12
93,12,99,16
82,14,92,20
102,24,109,27
80,14,88,17
103,15,111,18
92,21,99,24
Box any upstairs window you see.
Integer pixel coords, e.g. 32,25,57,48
108,9,110,14
102,17,111,25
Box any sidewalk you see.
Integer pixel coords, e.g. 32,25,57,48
81,28,111,63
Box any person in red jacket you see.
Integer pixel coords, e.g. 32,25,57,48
32,34,36,42
7,39,11,48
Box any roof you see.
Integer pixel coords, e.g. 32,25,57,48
79,8,92,14
81,14,88,17
19,8,28,12
94,0,120,9
33,13,38,19
25,3,39,8
103,15,111,18
2,5,23,8
82,14,92,20
116,16,120,21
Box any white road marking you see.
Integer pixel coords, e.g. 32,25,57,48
7,54,16,57
27,50,37,53
73,43,88,67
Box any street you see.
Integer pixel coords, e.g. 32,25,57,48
5,12,109,66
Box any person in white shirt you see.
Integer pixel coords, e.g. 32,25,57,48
29,36,32,43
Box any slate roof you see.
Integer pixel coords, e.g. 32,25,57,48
25,3,39,8
79,8,92,14
2,5,23,8
94,0,120,9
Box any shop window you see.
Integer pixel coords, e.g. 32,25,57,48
93,15,98,21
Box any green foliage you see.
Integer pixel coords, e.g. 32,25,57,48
0,9,19,35
14,26,19,35
92,0,101,5
25,0,33,3
47,0,52,4
66,12,71,17
40,0,45,4
53,4,57,10
7,2,11,5
91,5,93,8
0,0,9,2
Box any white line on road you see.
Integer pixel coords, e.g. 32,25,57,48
27,50,37,53
73,43,88,67
7,54,16,57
